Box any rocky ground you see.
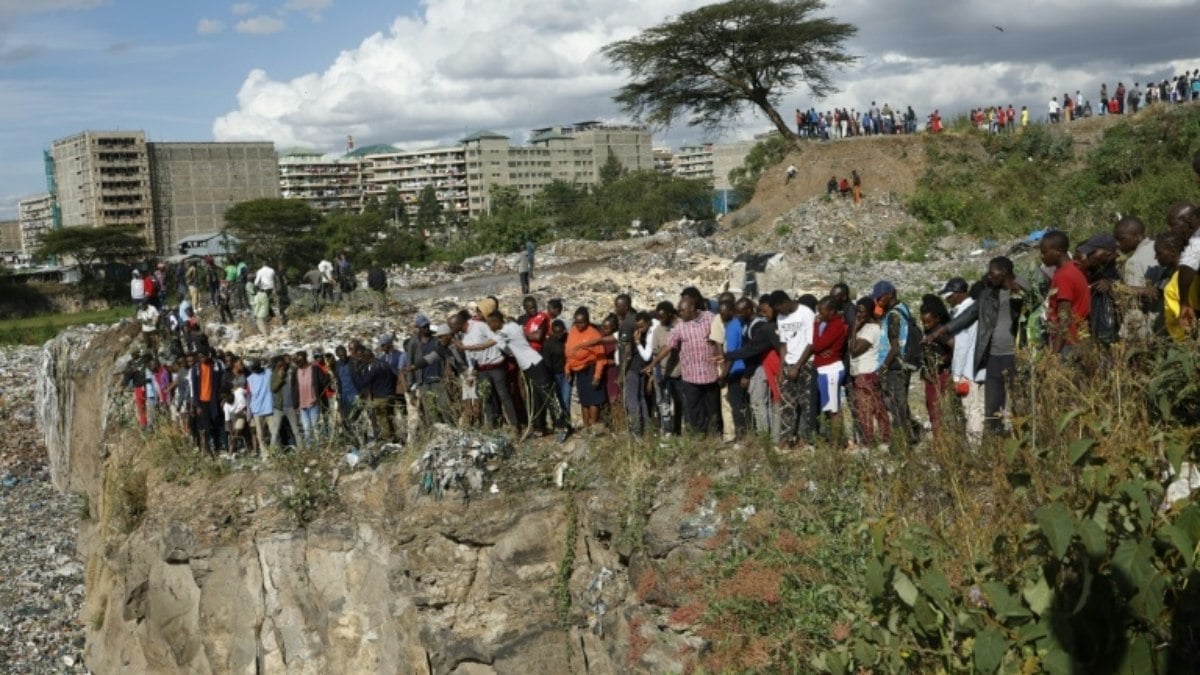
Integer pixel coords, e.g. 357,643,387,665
0,346,86,673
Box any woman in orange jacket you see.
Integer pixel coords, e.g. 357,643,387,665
565,306,608,431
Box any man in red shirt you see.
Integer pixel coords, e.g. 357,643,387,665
520,296,550,352
1040,230,1091,355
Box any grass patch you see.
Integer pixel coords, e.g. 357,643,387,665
0,307,128,345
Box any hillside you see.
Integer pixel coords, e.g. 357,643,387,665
732,111,1136,234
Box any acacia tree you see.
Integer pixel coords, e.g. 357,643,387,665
602,0,856,144
223,198,321,272
35,224,147,275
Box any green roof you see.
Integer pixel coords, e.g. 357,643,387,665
278,147,323,157
460,130,509,143
345,143,399,158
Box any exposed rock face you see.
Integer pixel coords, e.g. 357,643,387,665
37,325,707,675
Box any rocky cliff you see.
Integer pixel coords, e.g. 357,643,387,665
35,325,708,674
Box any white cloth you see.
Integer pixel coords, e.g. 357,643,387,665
131,278,145,300
1182,233,1200,272
318,259,334,283
254,265,276,290
949,298,984,383
463,319,504,366
850,323,880,376
137,305,159,333
1124,237,1156,287
776,305,815,366
494,322,542,370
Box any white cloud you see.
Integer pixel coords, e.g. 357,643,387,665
196,18,224,35
234,14,285,35
231,2,256,16
213,0,1200,151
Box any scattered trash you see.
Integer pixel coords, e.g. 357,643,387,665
409,424,511,500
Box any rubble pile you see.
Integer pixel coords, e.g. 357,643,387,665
0,346,86,673
409,424,512,500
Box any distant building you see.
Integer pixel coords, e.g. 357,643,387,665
711,140,755,191
48,131,154,241
279,122,656,221
45,131,280,256
362,145,469,221
170,232,240,262
653,147,675,175
147,142,280,256
278,148,366,214
0,219,21,263
17,193,54,256
674,143,715,182
668,140,754,191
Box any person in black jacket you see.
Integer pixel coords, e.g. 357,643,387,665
927,257,1026,436
352,345,398,441
720,297,780,439
190,348,228,454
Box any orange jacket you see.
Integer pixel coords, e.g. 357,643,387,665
565,324,606,380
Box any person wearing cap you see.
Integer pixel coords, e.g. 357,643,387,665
871,280,917,448
930,257,1026,436
939,277,985,441
403,314,452,429
1077,232,1121,346
459,298,519,429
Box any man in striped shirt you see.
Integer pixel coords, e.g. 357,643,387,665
645,297,720,435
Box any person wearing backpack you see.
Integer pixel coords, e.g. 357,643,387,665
871,281,918,448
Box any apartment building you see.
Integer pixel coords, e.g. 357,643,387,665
674,143,715,181
277,148,365,215
361,145,470,220
48,131,153,240
653,148,675,175
18,193,54,256
711,140,755,191
147,142,280,255
0,220,20,261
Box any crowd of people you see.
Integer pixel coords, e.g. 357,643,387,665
795,68,1200,138
119,152,1200,459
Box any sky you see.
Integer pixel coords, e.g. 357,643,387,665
2,0,1198,219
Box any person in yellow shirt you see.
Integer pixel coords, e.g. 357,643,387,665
1156,233,1199,341
1020,105,1029,127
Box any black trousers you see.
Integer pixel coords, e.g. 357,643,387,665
524,361,569,431
985,354,1017,436
727,376,749,437
678,380,720,435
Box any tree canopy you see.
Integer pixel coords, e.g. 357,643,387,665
602,0,856,143
34,224,148,273
223,198,322,272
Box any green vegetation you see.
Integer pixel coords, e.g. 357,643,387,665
729,133,791,203
0,307,128,345
909,106,1200,238
598,336,1200,673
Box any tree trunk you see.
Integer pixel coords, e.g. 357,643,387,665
757,100,801,147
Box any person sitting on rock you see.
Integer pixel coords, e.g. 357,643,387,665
838,178,852,197
826,176,838,195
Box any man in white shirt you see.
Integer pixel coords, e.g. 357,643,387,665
136,300,159,352
941,278,984,441
1048,97,1061,123
254,262,276,291
317,258,335,302
482,312,569,440
458,298,518,429
771,290,815,447
1114,216,1158,339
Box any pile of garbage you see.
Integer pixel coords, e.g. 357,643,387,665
409,424,512,500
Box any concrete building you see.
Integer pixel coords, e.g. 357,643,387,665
0,220,21,262
566,122,654,180
674,143,715,181
653,147,675,175
18,193,54,256
147,142,280,255
711,140,755,191
48,131,153,239
278,148,366,214
362,145,470,221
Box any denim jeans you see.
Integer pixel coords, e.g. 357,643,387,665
299,405,321,444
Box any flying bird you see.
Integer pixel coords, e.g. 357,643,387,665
993,25,1005,32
